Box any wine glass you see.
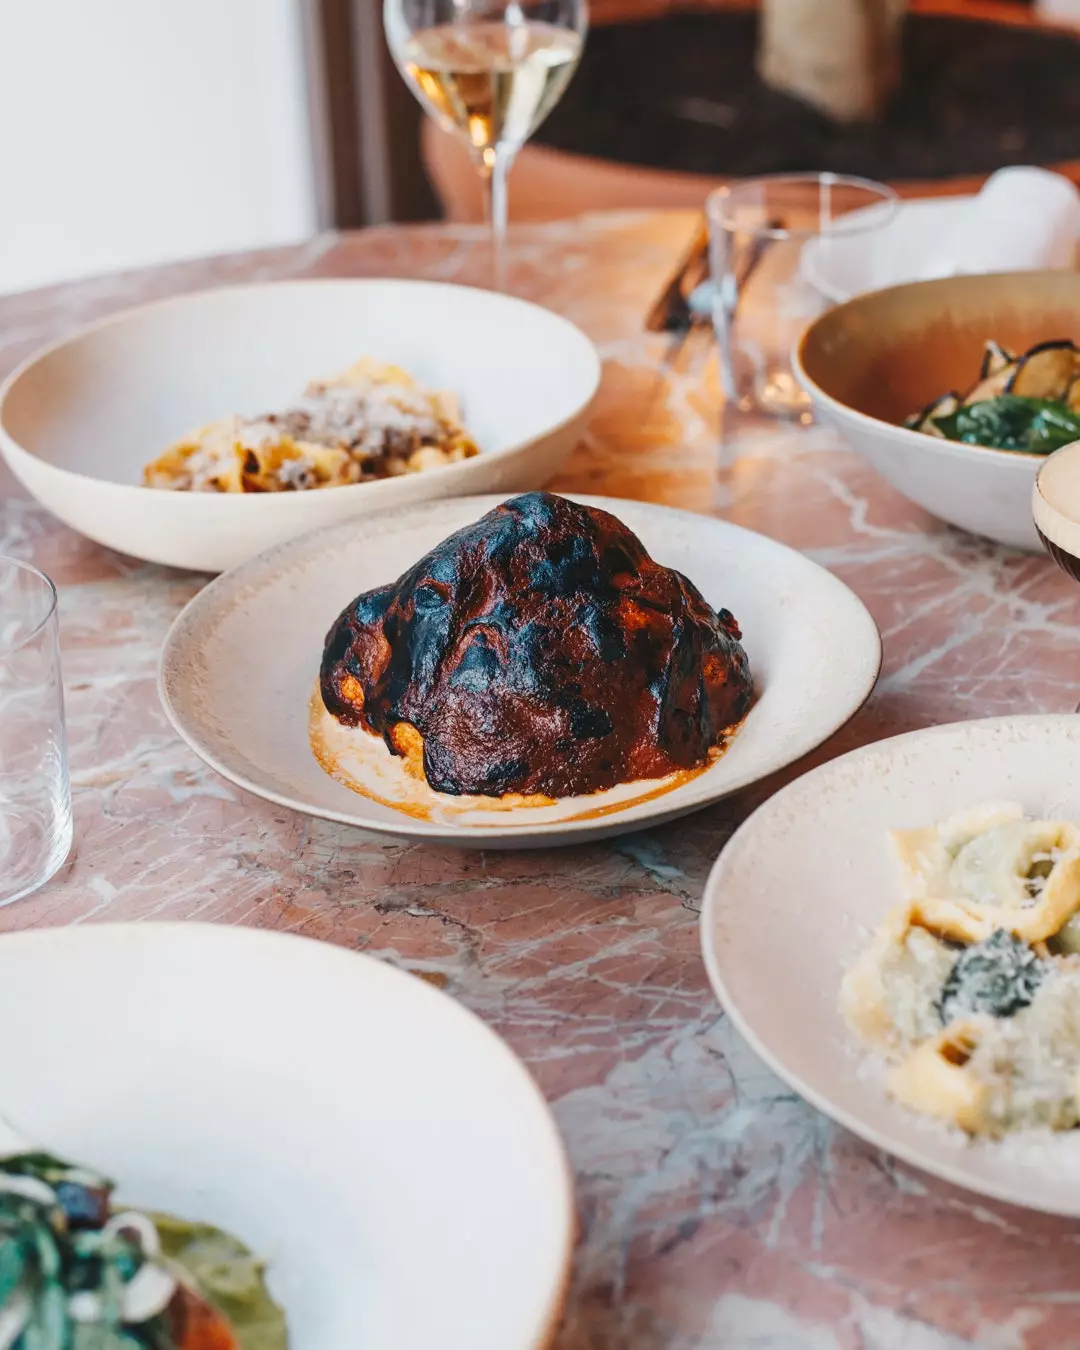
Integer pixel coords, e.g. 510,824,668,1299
385,0,588,291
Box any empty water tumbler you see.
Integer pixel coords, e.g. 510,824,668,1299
0,559,71,906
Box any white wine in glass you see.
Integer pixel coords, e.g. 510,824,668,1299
385,0,587,290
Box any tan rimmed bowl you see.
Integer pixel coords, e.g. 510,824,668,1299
795,270,1080,551
159,493,881,848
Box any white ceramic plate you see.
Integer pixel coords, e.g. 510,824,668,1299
159,493,881,848
0,922,572,1348
0,280,600,573
701,715,1080,1217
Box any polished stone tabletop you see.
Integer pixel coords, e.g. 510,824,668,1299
3,212,1079,1349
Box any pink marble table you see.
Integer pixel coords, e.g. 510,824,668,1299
4,213,1080,1348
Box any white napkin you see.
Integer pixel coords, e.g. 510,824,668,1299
918,166,1080,279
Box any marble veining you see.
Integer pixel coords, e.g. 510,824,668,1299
3,212,1080,1348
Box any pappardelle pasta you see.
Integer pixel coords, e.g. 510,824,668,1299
143,358,480,493
842,802,1080,1138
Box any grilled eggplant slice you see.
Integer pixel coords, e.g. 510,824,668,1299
980,340,1014,380
907,391,961,435
963,365,1017,405
906,338,1080,449
1007,340,1080,400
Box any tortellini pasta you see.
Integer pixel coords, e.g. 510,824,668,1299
842,802,1080,1138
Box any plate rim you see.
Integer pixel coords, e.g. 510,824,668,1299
0,275,602,499
699,711,1080,1218
0,919,575,1348
158,492,882,845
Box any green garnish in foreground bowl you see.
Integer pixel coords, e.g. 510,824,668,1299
931,395,1080,455
0,1140,288,1348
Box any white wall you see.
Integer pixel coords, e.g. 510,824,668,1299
0,0,319,294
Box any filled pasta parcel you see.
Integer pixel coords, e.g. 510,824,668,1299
842,802,1080,1138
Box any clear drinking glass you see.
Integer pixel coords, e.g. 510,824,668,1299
707,173,898,419
385,0,588,291
0,559,71,906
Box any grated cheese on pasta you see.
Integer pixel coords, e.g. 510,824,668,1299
143,358,480,493
843,802,1080,1139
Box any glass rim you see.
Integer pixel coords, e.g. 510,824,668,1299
705,172,900,241
0,556,58,660
383,0,590,53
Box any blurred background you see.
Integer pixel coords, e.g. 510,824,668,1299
6,0,1080,295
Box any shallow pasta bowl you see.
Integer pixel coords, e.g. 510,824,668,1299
794,271,1080,551
701,715,1080,1216
0,279,601,573
159,492,881,848
0,921,573,1349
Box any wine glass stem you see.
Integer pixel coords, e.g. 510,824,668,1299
482,145,513,292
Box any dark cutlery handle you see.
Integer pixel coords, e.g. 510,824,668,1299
644,218,710,333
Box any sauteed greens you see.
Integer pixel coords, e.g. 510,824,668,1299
906,339,1080,454
930,395,1080,454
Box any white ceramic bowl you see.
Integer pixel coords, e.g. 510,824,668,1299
794,271,1080,551
0,922,573,1348
0,279,601,573
797,389,1041,551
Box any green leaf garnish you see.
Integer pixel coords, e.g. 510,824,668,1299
930,395,1080,454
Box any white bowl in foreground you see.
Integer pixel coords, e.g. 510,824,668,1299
702,715,1080,1216
0,279,600,573
159,493,881,848
0,922,573,1348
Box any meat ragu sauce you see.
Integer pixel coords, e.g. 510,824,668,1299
320,492,753,798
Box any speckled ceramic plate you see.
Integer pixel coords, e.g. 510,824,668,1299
0,922,573,1349
159,494,881,848
701,716,1080,1217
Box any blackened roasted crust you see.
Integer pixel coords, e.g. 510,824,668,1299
320,492,752,797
